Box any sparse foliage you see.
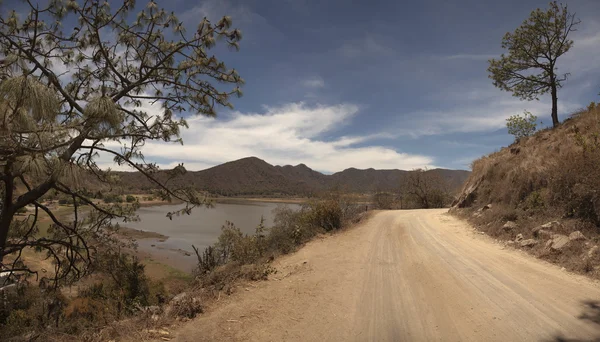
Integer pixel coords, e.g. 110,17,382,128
488,1,580,127
400,169,450,209
0,0,243,285
372,192,396,209
507,110,537,140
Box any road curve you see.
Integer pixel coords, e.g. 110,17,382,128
170,210,600,342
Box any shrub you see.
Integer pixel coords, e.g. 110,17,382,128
126,195,137,203
80,253,158,319
103,194,123,203
372,192,395,209
192,195,361,296
0,286,66,337
549,129,600,224
507,110,537,140
524,190,545,210
302,198,343,232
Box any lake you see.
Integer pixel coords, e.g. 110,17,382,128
122,201,301,272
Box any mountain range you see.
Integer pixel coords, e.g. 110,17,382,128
115,157,470,196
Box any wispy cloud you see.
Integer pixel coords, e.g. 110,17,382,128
392,86,581,138
302,76,325,89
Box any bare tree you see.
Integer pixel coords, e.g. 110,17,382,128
0,0,243,286
400,169,450,209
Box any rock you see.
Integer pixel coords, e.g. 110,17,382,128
171,292,188,304
545,240,553,248
549,234,570,250
533,221,561,236
477,204,492,213
520,239,538,247
569,231,586,241
541,221,562,230
515,233,524,242
534,229,553,238
452,178,482,208
503,221,518,231
472,211,483,218
588,246,599,258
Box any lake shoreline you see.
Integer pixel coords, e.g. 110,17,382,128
121,200,302,273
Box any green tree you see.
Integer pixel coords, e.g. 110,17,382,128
507,110,538,140
0,0,243,286
488,1,580,128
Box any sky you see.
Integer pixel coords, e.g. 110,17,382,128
9,0,600,173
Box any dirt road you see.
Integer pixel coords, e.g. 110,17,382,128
170,210,600,341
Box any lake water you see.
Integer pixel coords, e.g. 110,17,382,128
123,201,301,272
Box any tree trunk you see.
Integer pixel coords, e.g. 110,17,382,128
0,176,14,262
551,80,559,128
0,210,13,262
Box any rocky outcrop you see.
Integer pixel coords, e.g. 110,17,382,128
532,221,562,238
520,239,537,247
569,231,586,241
547,234,570,250
503,221,518,231
452,178,483,208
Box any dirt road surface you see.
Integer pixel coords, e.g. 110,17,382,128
170,210,600,341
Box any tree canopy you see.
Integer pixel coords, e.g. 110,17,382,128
488,1,580,127
0,0,243,286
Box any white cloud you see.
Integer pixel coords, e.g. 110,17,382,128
96,102,434,173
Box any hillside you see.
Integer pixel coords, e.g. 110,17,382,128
115,157,470,196
452,104,600,277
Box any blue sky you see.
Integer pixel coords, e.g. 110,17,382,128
9,0,600,173
158,0,600,172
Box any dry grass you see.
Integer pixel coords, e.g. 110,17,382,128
453,104,600,278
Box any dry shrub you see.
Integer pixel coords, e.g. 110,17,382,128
548,128,600,224
372,192,396,209
0,285,67,340
191,193,362,298
168,294,203,319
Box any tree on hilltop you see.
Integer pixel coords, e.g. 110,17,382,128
488,1,580,128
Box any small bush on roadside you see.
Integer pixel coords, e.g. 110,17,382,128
126,195,137,203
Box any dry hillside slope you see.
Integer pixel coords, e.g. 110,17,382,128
452,104,600,277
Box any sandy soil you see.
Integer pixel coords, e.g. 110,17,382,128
166,209,600,342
